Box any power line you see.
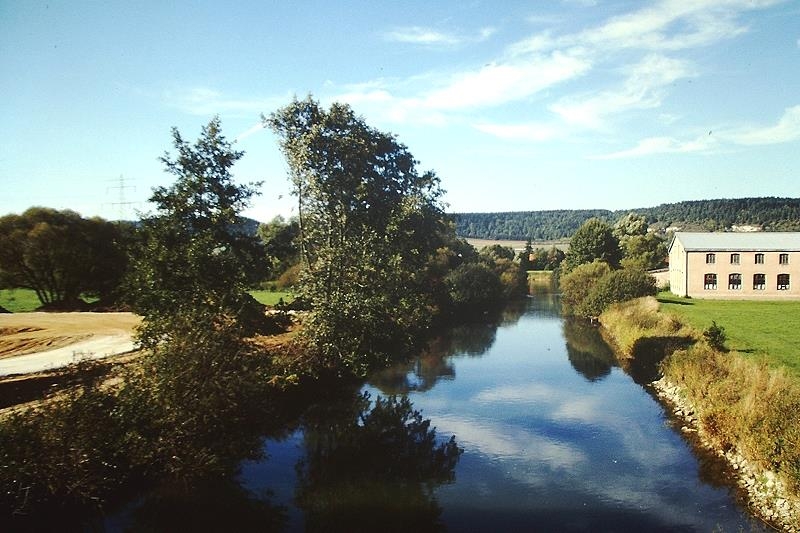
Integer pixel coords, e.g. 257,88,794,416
106,174,137,221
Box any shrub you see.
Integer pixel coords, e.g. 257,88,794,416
703,321,728,352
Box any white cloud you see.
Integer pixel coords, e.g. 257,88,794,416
550,54,693,129
383,26,496,47
163,86,287,117
728,105,800,145
597,104,800,159
384,26,462,46
594,134,717,159
420,51,590,111
234,122,266,142
474,122,561,142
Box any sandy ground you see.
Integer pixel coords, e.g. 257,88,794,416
0,312,141,377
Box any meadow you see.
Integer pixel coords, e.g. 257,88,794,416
1,288,294,313
657,292,800,376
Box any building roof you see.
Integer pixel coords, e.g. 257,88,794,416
671,232,800,252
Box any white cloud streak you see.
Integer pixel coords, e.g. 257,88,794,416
163,87,287,117
728,105,800,145
383,26,496,47
595,104,800,159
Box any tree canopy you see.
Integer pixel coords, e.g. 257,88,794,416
126,117,265,344
266,96,451,372
0,208,128,308
562,217,621,273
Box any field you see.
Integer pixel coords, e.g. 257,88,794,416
465,238,569,252
657,292,800,376
0,289,41,313
249,289,294,306
1,288,294,313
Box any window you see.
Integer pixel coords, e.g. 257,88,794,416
753,273,766,290
728,273,741,290
779,253,789,265
755,253,764,264
706,253,716,264
730,253,740,265
778,274,790,291
704,273,717,290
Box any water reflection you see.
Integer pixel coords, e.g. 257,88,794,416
369,305,523,395
294,392,462,532
120,480,287,532
562,319,618,382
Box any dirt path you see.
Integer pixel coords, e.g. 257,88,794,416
0,312,141,376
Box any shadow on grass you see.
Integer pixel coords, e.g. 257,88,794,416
657,298,695,306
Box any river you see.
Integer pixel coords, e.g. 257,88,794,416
230,296,765,531
106,294,767,531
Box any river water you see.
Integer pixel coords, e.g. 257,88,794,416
232,294,765,532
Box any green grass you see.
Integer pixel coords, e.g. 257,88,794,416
0,288,42,312
1,288,294,312
248,289,294,306
657,291,800,376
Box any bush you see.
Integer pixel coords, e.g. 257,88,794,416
703,321,728,352
444,262,504,314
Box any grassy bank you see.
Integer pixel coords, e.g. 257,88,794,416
657,293,800,377
600,297,800,528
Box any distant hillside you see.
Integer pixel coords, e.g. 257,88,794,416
451,197,800,241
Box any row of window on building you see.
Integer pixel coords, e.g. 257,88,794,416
706,253,790,265
704,273,791,291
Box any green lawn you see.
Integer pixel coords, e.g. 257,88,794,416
0,288,42,312
657,292,800,376
1,288,294,312
249,289,294,307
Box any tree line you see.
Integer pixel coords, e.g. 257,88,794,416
453,197,800,240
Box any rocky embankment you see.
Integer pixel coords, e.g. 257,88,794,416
653,378,800,532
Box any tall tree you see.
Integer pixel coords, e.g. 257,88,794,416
0,208,127,307
562,218,621,273
127,117,264,344
266,97,448,372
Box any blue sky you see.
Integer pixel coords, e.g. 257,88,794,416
2,0,799,222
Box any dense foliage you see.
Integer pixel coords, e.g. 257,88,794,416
267,97,516,374
453,197,800,240
560,262,657,318
125,117,267,345
0,208,129,308
562,218,621,274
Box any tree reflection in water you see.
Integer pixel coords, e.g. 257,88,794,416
295,392,462,532
124,479,287,532
562,319,618,382
369,304,528,395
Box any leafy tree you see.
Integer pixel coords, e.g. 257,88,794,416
559,260,612,317
581,268,657,317
126,117,265,345
0,208,128,308
613,212,667,270
562,218,621,273
266,97,448,372
257,215,300,279
620,233,667,270
444,261,504,314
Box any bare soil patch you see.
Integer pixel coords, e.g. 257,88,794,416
0,312,141,359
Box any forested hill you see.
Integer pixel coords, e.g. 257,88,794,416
451,197,800,241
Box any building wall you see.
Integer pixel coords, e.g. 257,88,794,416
682,250,800,299
669,239,688,297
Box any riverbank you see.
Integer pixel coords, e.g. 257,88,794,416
600,297,800,532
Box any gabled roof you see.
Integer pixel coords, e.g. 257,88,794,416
671,232,800,252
